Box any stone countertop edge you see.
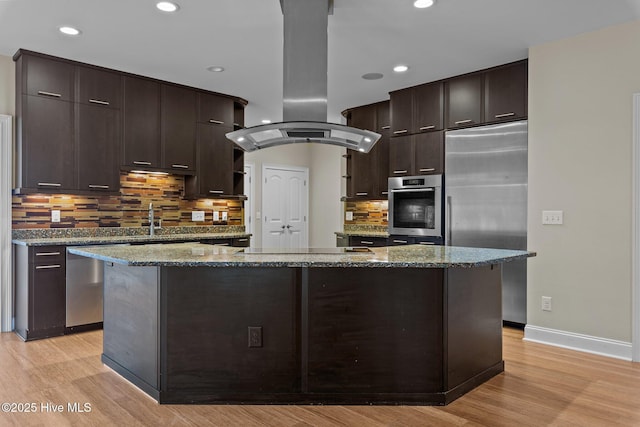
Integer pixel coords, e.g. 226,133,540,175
335,231,390,238
12,232,252,247
67,243,536,269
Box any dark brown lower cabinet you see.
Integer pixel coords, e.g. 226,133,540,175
101,263,503,405
14,245,66,341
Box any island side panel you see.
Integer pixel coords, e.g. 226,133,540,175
160,267,301,403
445,265,503,394
103,263,160,396
306,267,444,397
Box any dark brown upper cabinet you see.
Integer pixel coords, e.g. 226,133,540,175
344,101,390,200
123,76,161,168
414,131,444,175
389,131,443,177
445,73,483,129
414,82,444,132
77,103,121,192
161,84,197,173
390,82,443,136
76,66,122,193
22,54,74,102
198,92,234,127
185,124,235,198
484,61,527,123
77,66,122,109
19,94,75,190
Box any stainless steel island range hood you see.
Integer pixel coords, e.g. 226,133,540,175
226,0,381,153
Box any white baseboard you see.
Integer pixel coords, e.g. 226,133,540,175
524,325,633,361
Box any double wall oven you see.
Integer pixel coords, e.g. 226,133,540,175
388,175,443,239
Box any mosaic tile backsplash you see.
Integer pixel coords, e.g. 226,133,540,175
12,172,243,229
344,200,388,226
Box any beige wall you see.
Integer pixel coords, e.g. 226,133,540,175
0,54,14,116
528,19,640,342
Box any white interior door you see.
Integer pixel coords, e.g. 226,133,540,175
262,165,308,248
0,115,12,332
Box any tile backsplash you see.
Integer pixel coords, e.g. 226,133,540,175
344,200,388,226
12,172,243,229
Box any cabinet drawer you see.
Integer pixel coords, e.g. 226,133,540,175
31,246,66,265
349,236,387,247
232,237,251,247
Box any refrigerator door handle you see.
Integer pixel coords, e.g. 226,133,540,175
447,195,452,246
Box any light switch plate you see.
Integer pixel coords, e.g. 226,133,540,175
542,210,563,225
51,210,61,223
192,211,205,222
345,211,353,221
213,211,220,221
222,211,228,221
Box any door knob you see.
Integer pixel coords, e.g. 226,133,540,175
281,225,286,229
286,225,291,229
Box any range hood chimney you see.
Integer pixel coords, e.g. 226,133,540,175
226,0,381,153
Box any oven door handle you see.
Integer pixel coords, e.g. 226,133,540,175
389,188,435,193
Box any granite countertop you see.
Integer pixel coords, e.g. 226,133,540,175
12,231,251,247
68,242,535,268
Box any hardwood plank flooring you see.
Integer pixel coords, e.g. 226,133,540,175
0,327,638,426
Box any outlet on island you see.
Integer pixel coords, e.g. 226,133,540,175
191,211,205,222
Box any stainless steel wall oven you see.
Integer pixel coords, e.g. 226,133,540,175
388,175,442,237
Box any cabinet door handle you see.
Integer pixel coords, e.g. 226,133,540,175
35,264,61,269
209,190,224,194
393,239,408,244
88,184,110,189
171,164,189,169
36,252,61,256
381,125,391,130
455,119,473,125
393,170,408,174
495,112,516,118
419,125,435,131
237,238,248,242
217,243,230,246
209,119,225,125
418,241,435,245
37,90,62,98
356,192,368,196
419,168,435,173
381,191,388,195
37,182,61,187
360,240,374,245
393,129,408,135
89,99,110,106
133,161,152,166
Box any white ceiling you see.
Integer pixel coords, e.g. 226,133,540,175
1,0,639,126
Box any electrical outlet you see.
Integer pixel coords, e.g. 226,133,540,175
345,211,353,221
541,296,552,312
542,210,563,225
248,326,262,348
213,211,220,221
222,211,228,221
191,211,205,222
51,210,61,223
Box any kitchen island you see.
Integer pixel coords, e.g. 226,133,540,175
68,243,534,405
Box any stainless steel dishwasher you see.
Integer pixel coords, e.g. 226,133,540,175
66,248,103,330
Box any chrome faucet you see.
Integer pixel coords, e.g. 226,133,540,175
148,202,162,236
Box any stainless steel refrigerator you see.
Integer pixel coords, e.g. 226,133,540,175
445,120,528,325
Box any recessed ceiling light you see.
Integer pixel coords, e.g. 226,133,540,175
261,119,272,124
156,1,179,12
59,26,81,36
414,0,435,8
206,66,225,73
393,65,409,73
362,72,384,80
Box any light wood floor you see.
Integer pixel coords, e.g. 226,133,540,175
0,327,639,426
